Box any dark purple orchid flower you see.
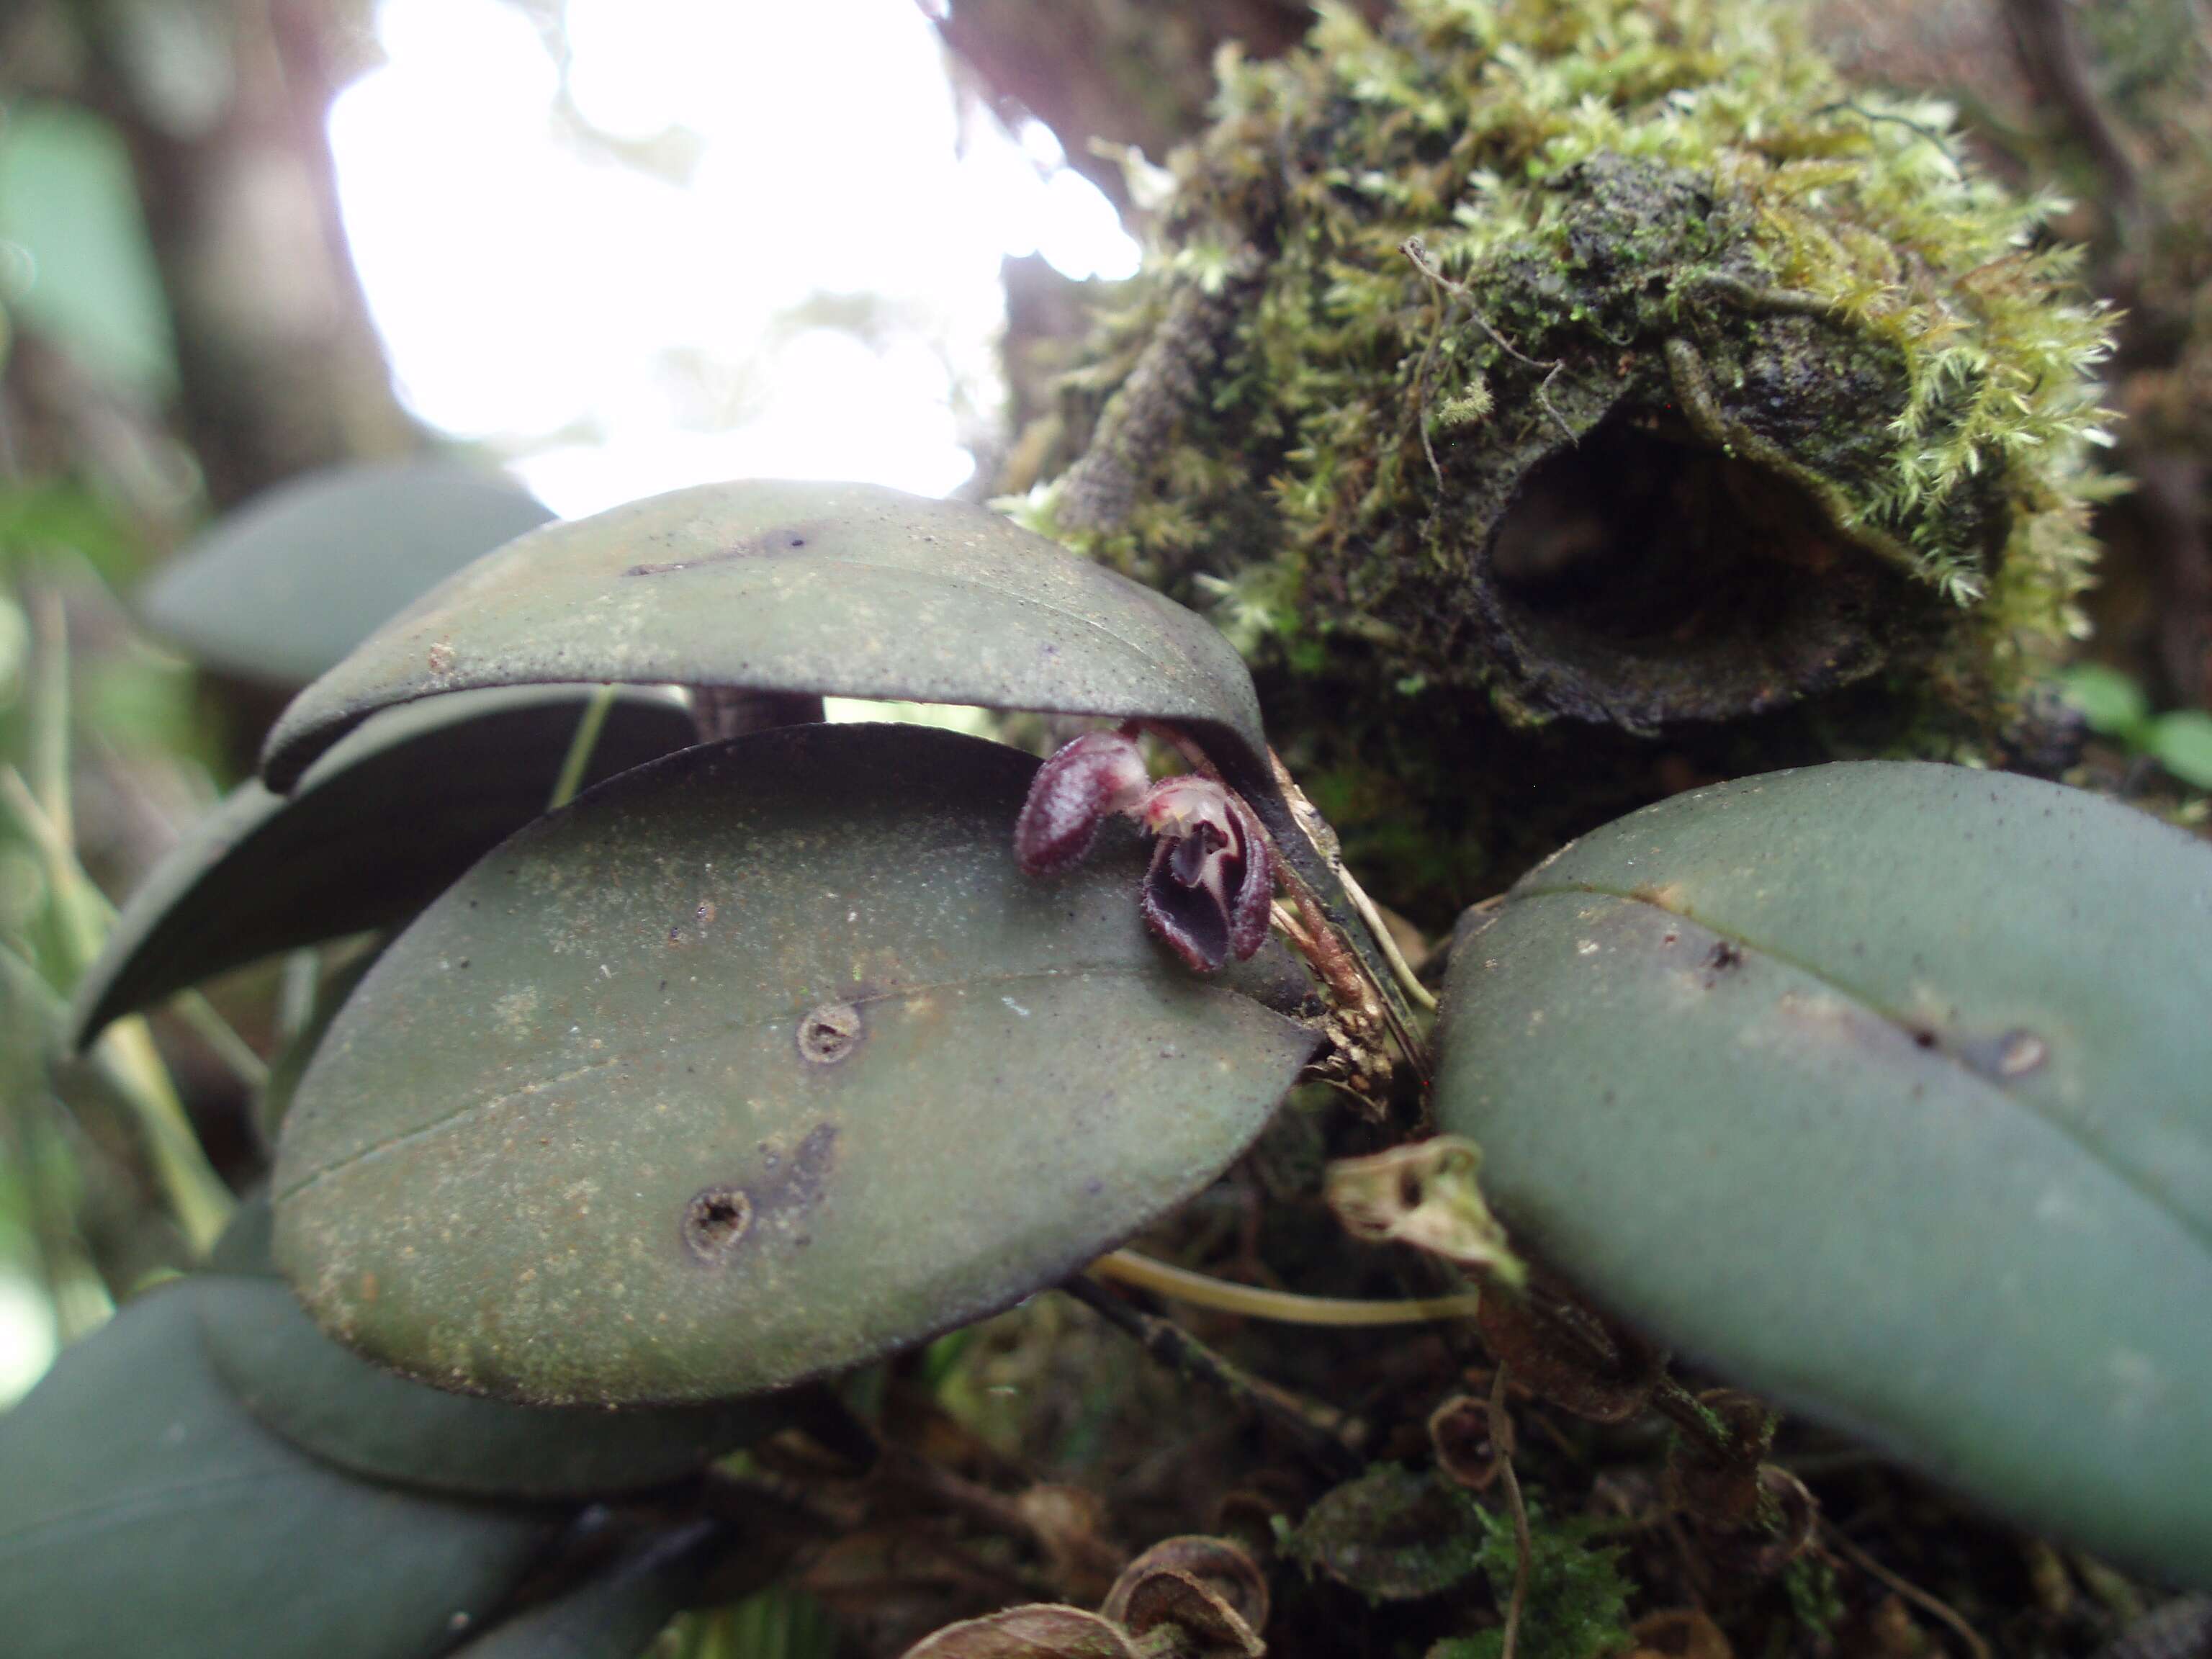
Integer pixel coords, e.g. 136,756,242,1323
1015,729,1276,973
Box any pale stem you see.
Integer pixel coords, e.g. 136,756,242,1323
1092,1248,1481,1326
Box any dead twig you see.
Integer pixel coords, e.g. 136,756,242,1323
1063,1273,1367,1480
1825,1526,1993,1659
1489,1365,1532,1659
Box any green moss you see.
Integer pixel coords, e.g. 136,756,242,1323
1021,0,2113,909
1784,1550,1845,1642
1428,1500,1632,1659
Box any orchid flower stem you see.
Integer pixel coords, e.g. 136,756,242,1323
1092,1248,1482,1326
549,683,621,811
1335,861,1439,1014
175,992,271,1091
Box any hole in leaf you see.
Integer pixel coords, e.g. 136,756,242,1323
797,1002,863,1065
683,1186,753,1261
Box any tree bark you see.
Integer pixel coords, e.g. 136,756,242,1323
933,0,1388,211
60,0,415,506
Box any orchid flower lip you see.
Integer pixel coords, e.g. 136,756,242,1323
1014,728,1277,973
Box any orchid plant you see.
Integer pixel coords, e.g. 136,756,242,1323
4,477,2208,1659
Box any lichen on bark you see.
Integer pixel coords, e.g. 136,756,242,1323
1019,0,2116,914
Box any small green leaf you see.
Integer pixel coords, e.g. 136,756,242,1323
273,724,1318,1404
141,459,554,687
0,1284,552,1659
256,480,1271,798
194,1274,778,1499
2149,710,2212,791
1283,1465,1485,1601
1434,761,2212,1588
2058,662,2151,740
70,683,696,1048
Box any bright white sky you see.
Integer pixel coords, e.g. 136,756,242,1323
325,0,1142,518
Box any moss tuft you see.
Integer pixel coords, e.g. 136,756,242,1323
1021,0,2114,909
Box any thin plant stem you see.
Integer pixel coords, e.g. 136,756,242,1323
1,765,266,1089
1824,1527,1992,1659
174,992,271,1090
0,941,108,1332
27,588,72,846
1335,861,1438,1013
1065,1273,1366,1480
86,1022,234,1253
1092,1248,1480,1326
549,683,621,811
1490,1364,1532,1659
0,768,231,1250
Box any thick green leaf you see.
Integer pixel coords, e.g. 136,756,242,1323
251,480,1408,1041
0,1284,553,1659
141,459,554,686
1434,761,2212,1588
70,684,697,1048
195,1274,781,1498
448,1525,722,1658
256,480,1270,796
273,724,1318,1404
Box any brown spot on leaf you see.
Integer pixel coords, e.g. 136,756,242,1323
1632,881,1690,914
624,523,824,577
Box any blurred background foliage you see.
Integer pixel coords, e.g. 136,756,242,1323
1,0,2210,1648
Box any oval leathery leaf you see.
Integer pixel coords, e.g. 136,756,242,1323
70,683,696,1049
140,458,554,687
271,723,1320,1404
252,480,1408,1046
195,1274,783,1499
258,480,1271,795
1433,761,2212,1588
0,1283,554,1659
